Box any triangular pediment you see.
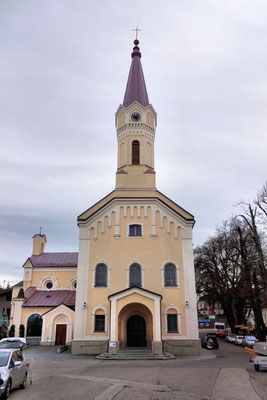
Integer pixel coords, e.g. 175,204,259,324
108,285,162,301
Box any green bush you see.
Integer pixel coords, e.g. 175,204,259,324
19,324,25,338
9,325,15,337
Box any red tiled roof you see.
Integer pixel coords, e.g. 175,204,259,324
22,290,76,307
30,252,78,267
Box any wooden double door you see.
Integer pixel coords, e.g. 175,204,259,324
55,324,67,345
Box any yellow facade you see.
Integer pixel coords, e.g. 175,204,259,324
12,39,200,356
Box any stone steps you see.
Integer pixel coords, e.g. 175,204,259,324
96,350,175,360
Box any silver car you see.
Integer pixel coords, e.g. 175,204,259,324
0,349,27,399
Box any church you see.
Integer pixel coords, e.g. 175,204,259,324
10,38,200,356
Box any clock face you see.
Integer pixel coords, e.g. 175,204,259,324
131,112,141,121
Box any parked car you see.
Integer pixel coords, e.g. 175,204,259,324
0,348,27,399
0,339,27,351
201,333,219,350
216,329,226,338
242,336,257,349
226,333,236,343
235,335,245,345
0,338,26,344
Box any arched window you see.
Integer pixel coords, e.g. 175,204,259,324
95,263,108,287
129,224,142,237
26,314,43,337
167,313,178,333
132,140,140,165
129,263,141,287
164,263,177,287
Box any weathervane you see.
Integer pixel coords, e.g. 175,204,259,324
133,27,141,40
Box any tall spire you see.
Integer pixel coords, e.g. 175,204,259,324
123,39,149,107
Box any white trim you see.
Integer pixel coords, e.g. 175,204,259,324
164,305,181,335
92,262,110,289
38,275,59,290
91,305,108,334
109,286,162,342
161,261,180,288
28,267,77,272
126,261,144,288
67,276,77,290
42,305,74,344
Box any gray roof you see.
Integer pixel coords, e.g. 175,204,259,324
30,252,78,267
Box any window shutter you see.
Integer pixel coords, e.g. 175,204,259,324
132,141,140,165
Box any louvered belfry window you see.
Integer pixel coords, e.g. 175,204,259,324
132,140,140,165
164,263,177,286
95,263,108,287
129,263,142,287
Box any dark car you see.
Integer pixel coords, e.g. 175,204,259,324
201,333,219,350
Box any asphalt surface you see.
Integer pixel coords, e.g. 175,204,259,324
8,338,267,400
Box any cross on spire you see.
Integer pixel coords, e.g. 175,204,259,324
133,27,141,40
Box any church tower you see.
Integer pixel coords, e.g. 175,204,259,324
73,37,200,357
115,39,157,190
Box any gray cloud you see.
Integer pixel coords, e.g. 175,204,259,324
0,0,267,284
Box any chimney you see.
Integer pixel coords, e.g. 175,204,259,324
32,234,47,255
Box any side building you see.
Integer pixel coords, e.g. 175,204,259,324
10,234,77,345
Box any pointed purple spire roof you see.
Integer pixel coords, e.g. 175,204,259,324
123,39,149,107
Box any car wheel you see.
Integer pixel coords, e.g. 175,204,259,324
254,365,260,371
20,373,27,389
2,379,11,399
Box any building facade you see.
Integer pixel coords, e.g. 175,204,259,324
11,39,200,355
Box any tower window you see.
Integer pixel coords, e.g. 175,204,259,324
164,263,177,287
129,263,142,287
129,224,142,237
95,263,108,287
167,314,178,333
132,140,140,165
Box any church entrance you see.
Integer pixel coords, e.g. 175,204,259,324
55,324,67,345
127,315,146,347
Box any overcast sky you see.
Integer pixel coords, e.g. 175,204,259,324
1,0,267,285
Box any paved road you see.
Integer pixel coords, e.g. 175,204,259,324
10,340,267,400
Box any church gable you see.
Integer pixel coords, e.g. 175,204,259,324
78,195,194,242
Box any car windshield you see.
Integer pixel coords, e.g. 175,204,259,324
0,341,22,349
246,336,256,340
0,352,10,367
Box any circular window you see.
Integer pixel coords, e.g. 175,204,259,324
46,281,53,290
73,282,77,289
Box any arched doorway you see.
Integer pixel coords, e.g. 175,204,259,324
127,315,146,347
26,314,43,344
118,302,153,349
